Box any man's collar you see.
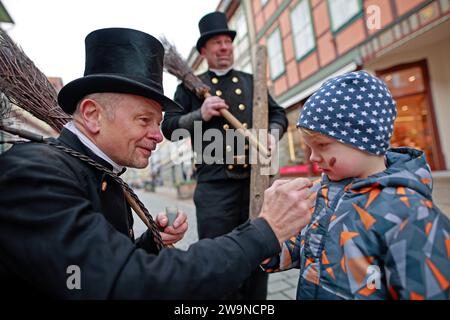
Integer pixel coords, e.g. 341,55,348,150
209,66,233,77
63,121,125,174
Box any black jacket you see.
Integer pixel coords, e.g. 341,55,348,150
161,69,288,182
0,128,280,299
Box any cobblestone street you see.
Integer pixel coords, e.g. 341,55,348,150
133,188,198,251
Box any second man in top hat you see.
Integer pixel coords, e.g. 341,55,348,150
162,11,289,299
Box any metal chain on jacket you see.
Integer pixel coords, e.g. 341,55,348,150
45,140,165,251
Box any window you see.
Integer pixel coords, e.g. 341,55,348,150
377,62,444,170
291,0,315,60
441,0,450,12
229,7,252,73
260,0,269,7
234,9,248,42
328,0,362,32
232,10,249,58
267,29,284,79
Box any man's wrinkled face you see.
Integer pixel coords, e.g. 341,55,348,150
97,94,163,169
201,34,234,70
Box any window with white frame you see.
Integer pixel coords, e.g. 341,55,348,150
267,29,285,79
291,0,315,60
229,6,252,73
328,0,361,32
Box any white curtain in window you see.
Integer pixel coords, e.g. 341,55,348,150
329,0,360,31
291,0,315,59
267,30,284,79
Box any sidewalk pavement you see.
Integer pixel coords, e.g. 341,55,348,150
431,172,450,218
144,173,450,300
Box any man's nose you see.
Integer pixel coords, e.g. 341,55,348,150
148,127,163,144
219,42,229,50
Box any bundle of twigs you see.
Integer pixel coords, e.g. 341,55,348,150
0,92,11,122
160,37,210,99
0,28,70,132
160,37,270,158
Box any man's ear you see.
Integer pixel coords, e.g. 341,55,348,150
77,99,102,134
200,46,206,57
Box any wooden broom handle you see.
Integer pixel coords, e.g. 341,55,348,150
203,92,271,159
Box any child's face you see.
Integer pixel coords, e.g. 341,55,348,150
303,133,375,181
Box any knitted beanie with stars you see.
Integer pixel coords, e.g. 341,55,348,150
297,70,397,156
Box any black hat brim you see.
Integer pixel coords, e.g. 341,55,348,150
196,30,236,52
57,74,182,114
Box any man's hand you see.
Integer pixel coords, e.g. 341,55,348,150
156,211,188,246
201,96,228,121
259,178,313,244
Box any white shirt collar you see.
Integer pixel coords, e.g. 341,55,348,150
209,66,233,76
64,121,124,174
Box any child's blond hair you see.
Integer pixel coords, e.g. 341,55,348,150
299,127,320,137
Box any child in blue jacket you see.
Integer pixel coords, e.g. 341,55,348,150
262,71,449,300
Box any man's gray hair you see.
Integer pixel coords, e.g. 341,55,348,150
73,93,123,120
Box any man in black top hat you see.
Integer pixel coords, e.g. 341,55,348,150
162,12,288,299
0,27,312,299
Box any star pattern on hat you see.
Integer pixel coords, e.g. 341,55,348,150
297,71,397,155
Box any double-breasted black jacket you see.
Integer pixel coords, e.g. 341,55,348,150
161,69,288,182
0,128,280,299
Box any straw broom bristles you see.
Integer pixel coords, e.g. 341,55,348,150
160,36,211,98
0,28,71,132
0,92,12,123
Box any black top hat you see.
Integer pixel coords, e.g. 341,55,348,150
196,12,236,52
58,27,181,114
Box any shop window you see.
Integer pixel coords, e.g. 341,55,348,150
278,107,321,177
378,61,445,170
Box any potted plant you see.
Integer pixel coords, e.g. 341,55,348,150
176,180,197,199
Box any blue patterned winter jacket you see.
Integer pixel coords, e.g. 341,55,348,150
263,147,449,299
